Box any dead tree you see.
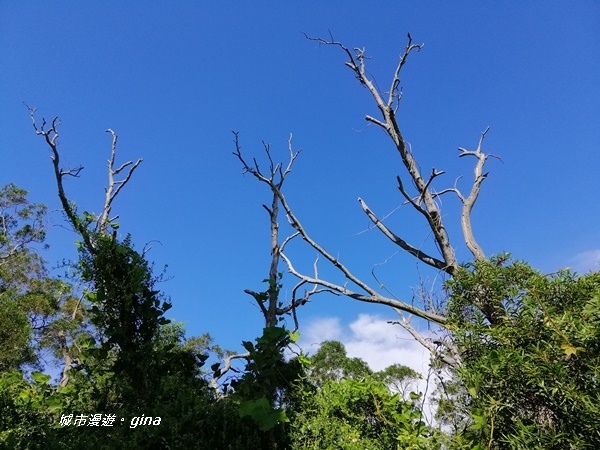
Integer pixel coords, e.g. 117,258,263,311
235,34,503,367
210,133,330,397
28,106,142,385
233,133,328,330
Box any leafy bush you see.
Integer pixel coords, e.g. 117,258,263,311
445,257,600,449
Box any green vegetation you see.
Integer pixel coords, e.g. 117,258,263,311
0,184,598,448
442,257,600,449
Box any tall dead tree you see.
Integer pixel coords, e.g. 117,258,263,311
233,133,327,330
210,134,328,397
28,106,143,385
234,34,502,366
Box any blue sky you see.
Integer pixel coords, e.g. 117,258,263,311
2,2,599,369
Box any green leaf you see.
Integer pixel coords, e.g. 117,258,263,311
31,371,51,385
469,411,487,431
239,398,288,431
560,341,581,358
489,349,501,370
45,395,63,412
468,386,478,398
297,355,311,367
409,391,422,400
288,331,301,343
242,341,254,352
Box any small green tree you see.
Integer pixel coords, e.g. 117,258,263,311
308,340,372,386
77,233,172,408
0,184,79,374
375,363,422,400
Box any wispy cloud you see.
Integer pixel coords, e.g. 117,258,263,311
569,249,600,274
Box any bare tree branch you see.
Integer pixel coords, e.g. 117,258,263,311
234,34,504,363
387,309,458,367
279,250,447,325
456,126,497,260
300,35,503,322
233,132,305,328
314,34,457,273
235,129,448,325
305,34,499,277
210,352,250,399
97,129,143,235
358,197,447,270
27,106,94,252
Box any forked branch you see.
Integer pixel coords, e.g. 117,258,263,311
456,126,501,260
235,34,504,361
210,352,250,399
27,106,143,253
97,129,143,235
307,34,460,273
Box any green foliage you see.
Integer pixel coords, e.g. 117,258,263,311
228,276,306,447
4,145,281,445
0,184,47,248
445,257,600,448
0,369,69,449
7,182,599,449
0,184,79,373
287,341,435,449
290,375,433,449
309,340,372,386
49,219,277,448
0,298,33,372
239,397,289,432
232,326,304,438
374,363,421,399
77,233,172,407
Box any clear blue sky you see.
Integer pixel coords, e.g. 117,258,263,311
2,2,599,358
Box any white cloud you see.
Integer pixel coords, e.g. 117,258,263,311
345,314,431,374
299,313,431,373
569,249,600,274
299,316,343,353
